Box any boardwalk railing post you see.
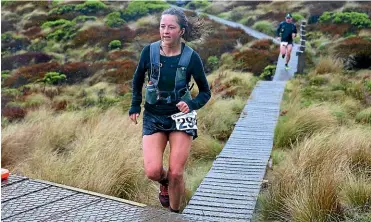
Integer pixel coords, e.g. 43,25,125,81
296,20,306,74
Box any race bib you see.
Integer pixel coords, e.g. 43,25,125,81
171,111,198,131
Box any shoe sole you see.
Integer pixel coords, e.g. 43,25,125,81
159,193,170,208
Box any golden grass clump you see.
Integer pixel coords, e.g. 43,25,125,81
314,56,343,75
356,107,371,124
260,127,371,221
197,97,245,141
190,133,223,161
274,105,338,149
1,107,157,203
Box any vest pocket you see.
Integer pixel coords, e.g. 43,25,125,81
145,84,158,104
175,67,186,82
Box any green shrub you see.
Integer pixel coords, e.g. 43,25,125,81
41,19,73,29
105,12,126,28
1,32,23,44
2,88,21,97
260,65,276,80
47,30,63,41
28,39,47,52
292,13,305,22
231,12,243,22
109,40,122,50
121,2,148,21
49,4,75,15
306,31,323,41
73,15,97,23
2,70,11,80
1,32,13,43
252,20,274,36
43,20,77,42
51,0,64,6
121,1,168,21
75,1,107,14
207,56,219,70
40,72,67,85
319,12,371,29
145,1,169,13
47,28,77,42
364,80,371,92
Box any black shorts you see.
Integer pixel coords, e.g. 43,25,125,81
142,110,198,140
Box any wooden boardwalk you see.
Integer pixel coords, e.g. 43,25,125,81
1,9,304,221
1,175,190,221
182,80,287,221
273,44,300,81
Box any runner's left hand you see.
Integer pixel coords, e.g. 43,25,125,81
176,101,190,114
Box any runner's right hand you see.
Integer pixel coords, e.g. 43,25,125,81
129,113,140,124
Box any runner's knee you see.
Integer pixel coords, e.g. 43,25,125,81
145,166,163,181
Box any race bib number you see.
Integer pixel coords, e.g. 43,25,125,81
171,111,198,131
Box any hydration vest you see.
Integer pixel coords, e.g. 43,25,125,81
145,40,193,104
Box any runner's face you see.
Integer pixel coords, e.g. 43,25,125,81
160,15,184,46
286,17,292,23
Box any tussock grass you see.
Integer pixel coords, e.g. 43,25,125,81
24,93,51,108
207,69,257,99
252,20,274,36
260,127,371,221
271,150,286,166
280,78,302,111
359,29,371,38
135,15,159,27
342,98,362,117
314,56,343,75
190,133,223,160
341,175,371,210
203,1,230,15
2,107,156,203
195,70,256,141
356,107,371,124
197,96,245,140
274,105,338,149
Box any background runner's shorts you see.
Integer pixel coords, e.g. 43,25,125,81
142,110,198,140
280,41,293,47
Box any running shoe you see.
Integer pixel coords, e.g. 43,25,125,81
159,182,170,208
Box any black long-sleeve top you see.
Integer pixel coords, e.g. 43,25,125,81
129,43,211,116
276,21,297,43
